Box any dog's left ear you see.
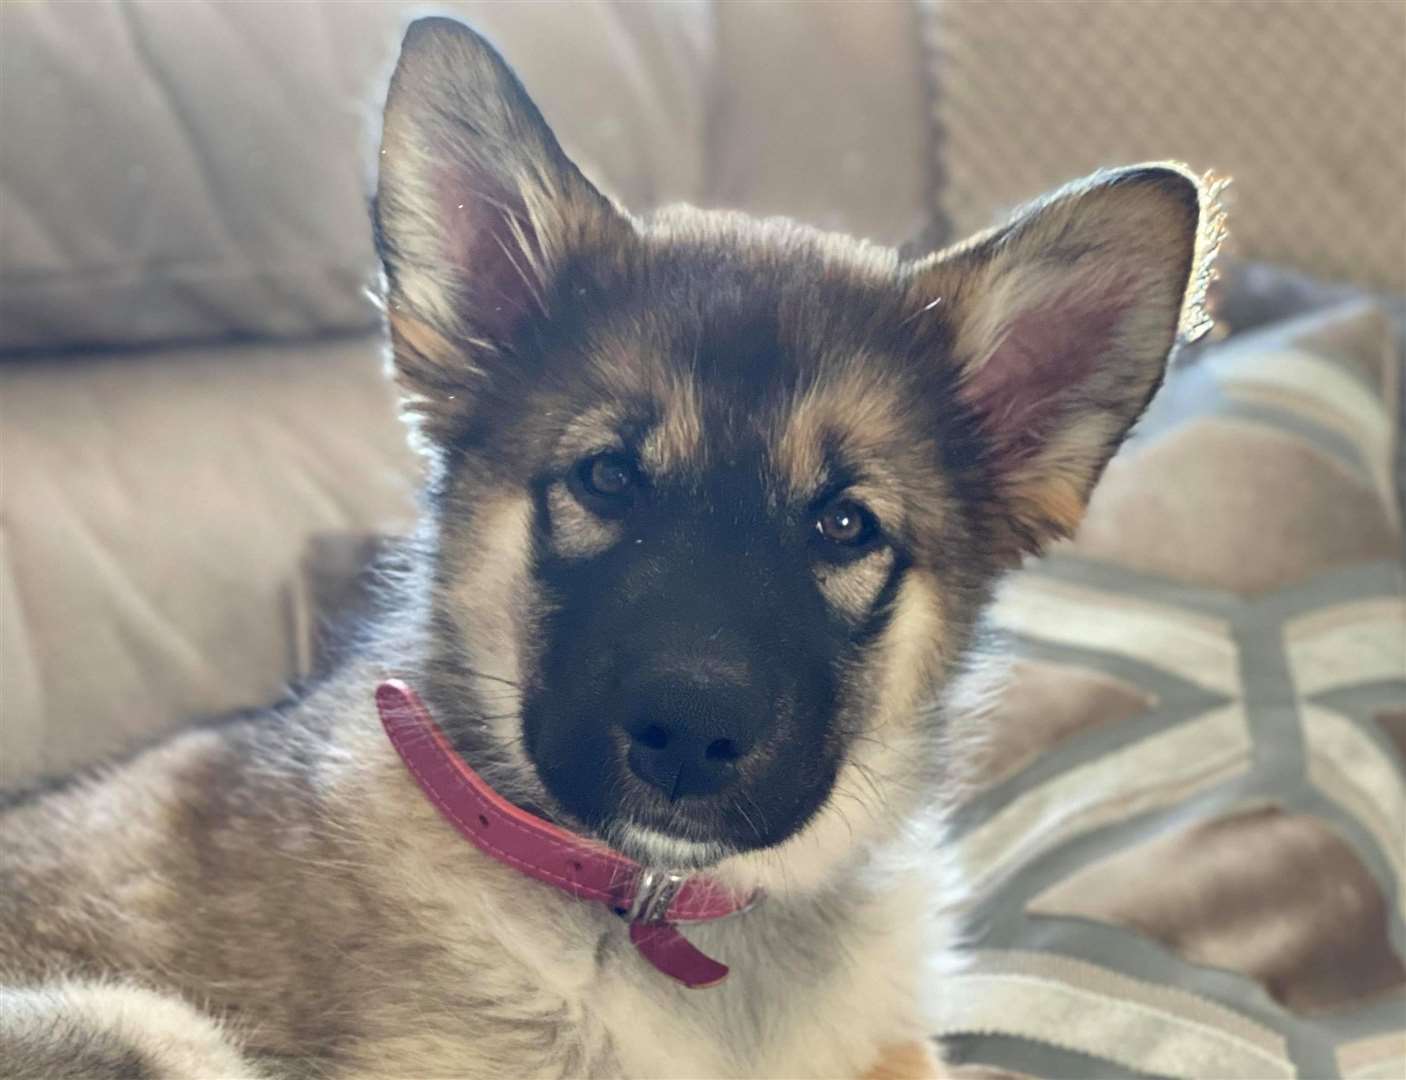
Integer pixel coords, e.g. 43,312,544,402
908,164,1219,559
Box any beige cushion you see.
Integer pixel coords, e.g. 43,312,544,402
0,1,713,351
938,303,1406,1078
0,0,928,353
707,0,930,246
0,336,417,785
921,0,1406,292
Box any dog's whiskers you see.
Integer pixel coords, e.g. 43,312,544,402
730,795,764,847
461,668,522,689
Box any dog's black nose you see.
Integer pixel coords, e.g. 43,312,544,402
620,678,761,799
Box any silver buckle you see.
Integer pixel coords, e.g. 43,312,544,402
625,869,686,924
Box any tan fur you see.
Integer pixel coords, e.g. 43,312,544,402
815,548,897,622
443,492,542,764
388,309,466,380
639,374,705,478
771,362,921,529
554,402,633,465
906,164,1221,556
547,376,704,482
770,362,957,625
386,310,483,449
861,1040,948,1080
546,481,624,559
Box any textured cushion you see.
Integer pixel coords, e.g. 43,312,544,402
936,302,1406,1079
919,0,1406,293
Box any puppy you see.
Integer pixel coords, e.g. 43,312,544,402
0,16,1215,1079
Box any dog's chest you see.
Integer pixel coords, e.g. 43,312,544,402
345,747,944,1078
597,916,932,1079
347,879,934,1079
532,884,935,1079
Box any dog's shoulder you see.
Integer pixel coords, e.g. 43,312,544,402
0,717,299,1075
0,691,344,985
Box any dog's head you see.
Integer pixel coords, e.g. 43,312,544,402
374,18,1215,886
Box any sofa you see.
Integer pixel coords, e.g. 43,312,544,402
2,2,1402,1076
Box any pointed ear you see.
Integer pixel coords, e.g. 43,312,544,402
909,164,1223,559
374,17,627,430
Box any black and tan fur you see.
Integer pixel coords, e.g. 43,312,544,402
0,17,1218,1079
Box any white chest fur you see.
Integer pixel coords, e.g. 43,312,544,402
598,885,940,1079
464,865,945,1079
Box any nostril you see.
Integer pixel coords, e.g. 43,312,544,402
705,737,742,762
634,724,670,751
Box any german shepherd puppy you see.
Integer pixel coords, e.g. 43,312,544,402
0,17,1216,1079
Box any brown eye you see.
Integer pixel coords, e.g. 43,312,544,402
581,453,634,498
815,498,876,547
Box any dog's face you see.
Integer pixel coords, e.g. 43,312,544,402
374,19,1211,878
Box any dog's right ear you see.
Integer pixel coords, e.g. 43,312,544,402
374,17,626,437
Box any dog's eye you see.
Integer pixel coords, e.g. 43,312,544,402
579,452,636,499
815,498,877,547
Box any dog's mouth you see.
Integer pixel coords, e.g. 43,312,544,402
519,659,846,862
527,727,842,867
598,784,773,867
605,821,735,871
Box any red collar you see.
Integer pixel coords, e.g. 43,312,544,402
376,679,758,988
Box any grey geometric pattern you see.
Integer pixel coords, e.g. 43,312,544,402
940,554,1406,1079
923,291,1406,1078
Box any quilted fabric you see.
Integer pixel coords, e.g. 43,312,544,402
920,0,1406,293
0,0,713,352
0,334,418,786
937,302,1406,1079
0,0,930,355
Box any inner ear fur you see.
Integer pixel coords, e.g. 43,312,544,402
907,163,1225,558
374,15,629,442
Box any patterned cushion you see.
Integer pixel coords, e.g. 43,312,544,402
918,0,1406,293
937,303,1406,1079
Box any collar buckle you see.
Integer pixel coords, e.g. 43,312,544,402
625,869,687,924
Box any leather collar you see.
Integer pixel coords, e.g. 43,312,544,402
376,679,759,987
